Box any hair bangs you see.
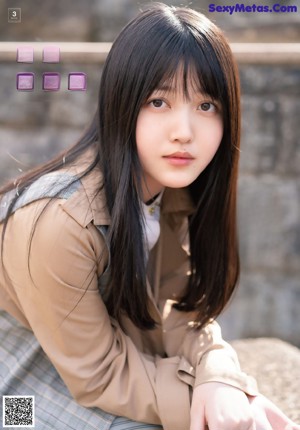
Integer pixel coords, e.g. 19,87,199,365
137,25,227,111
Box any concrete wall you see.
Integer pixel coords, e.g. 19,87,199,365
0,0,299,346
219,64,300,346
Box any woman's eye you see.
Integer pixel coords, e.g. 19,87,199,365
199,102,216,112
149,99,165,108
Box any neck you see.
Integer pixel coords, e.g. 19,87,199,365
141,184,164,204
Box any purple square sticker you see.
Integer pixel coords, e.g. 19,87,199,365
43,73,61,91
43,46,60,63
68,73,87,91
17,46,34,63
16,73,34,91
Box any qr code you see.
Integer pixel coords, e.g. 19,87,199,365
3,396,35,428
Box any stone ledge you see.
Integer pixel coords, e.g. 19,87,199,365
0,42,300,64
231,338,300,423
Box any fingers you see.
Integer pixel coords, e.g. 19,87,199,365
249,394,300,430
190,403,206,430
206,417,256,430
250,404,272,430
190,384,208,430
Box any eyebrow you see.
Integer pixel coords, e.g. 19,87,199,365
153,85,207,98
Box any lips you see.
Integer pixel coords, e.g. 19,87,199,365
164,151,194,159
163,151,194,166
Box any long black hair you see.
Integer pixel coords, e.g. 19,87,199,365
1,3,241,330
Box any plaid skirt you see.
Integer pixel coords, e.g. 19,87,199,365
0,310,163,430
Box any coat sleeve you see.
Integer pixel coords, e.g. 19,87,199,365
7,200,190,430
161,302,258,396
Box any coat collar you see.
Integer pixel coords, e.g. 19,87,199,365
161,187,195,217
61,171,110,227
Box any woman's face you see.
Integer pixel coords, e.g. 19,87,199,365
135,72,224,202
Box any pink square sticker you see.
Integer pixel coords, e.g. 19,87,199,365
68,73,87,91
42,73,60,91
16,73,34,91
43,46,60,63
17,46,34,63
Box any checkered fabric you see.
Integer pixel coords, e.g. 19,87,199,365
0,310,163,430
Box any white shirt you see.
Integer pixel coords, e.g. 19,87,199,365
142,191,164,253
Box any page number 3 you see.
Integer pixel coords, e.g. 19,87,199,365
8,8,22,23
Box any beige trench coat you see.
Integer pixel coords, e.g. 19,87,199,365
0,152,258,430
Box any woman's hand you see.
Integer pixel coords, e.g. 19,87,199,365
247,393,300,430
190,382,300,430
190,382,255,430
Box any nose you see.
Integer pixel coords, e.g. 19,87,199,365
169,107,193,144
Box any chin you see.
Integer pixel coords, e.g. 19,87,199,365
162,178,195,189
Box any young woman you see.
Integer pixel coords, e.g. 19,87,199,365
0,3,299,430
